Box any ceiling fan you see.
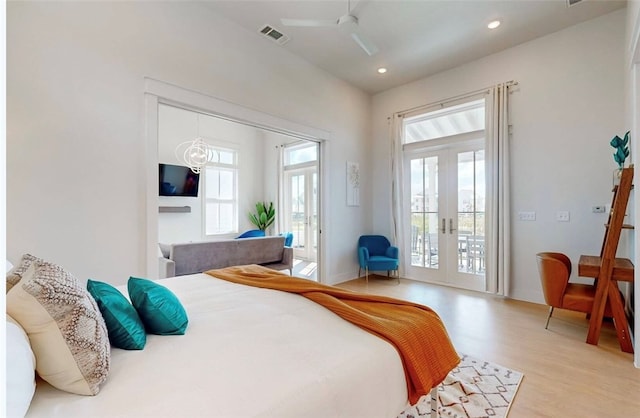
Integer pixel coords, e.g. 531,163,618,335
280,0,379,56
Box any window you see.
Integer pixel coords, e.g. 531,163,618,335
403,99,485,144
204,147,238,235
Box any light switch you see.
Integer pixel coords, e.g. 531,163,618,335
518,211,536,221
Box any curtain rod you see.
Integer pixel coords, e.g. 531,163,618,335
392,80,518,119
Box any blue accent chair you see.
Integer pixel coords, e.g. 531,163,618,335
281,232,294,247
357,235,399,283
236,229,266,239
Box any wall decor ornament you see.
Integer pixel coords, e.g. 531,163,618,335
610,131,630,169
610,131,631,186
346,161,360,206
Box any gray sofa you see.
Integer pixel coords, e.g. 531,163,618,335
159,236,293,278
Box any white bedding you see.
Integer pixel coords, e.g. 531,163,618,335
26,273,408,418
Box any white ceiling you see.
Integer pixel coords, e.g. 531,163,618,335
205,0,626,94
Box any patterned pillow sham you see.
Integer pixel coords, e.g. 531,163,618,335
6,253,41,293
6,260,111,395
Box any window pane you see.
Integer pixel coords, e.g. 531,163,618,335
219,170,234,199
458,151,475,212
410,213,439,268
204,146,237,237
206,203,235,234
206,168,220,198
291,174,305,248
410,156,439,269
475,150,485,213
410,157,438,213
205,203,220,235
218,203,234,232
404,99,485,144
218,150,234,164
285,143,317,165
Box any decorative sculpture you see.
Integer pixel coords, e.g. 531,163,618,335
610,131,630,169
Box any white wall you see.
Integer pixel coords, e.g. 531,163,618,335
7,1,371,285
372,10,627,303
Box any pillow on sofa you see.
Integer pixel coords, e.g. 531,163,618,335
87,279,147,350
128,277,188,335
7,261,110,395
6,253,41,293
6,314,36,418
159,243,171,259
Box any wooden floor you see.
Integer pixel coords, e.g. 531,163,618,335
337,275,640,417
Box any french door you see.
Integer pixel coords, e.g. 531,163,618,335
405,141,486,291
285,167,317,262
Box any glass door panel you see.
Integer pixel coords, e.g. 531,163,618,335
406,145,486,291
286,168,316,261
449,147,486,290
409,156,440,269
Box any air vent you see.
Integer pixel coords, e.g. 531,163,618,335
259,25,290,45
566,0,583,7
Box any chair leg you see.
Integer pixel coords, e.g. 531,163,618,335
545,306,554,329
358,267,361,278
365,266,369,284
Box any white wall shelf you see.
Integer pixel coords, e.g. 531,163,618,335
159,206,191,213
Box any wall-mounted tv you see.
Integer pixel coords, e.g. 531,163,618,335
159,163,200,197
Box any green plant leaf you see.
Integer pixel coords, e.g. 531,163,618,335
248,201,276,231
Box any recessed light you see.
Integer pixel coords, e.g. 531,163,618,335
377,67,387,74
488,20,501,29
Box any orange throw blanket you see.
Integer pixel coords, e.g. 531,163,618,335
206,264,460,404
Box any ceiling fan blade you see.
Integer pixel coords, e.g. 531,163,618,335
280,18,338,27
351,31,379,56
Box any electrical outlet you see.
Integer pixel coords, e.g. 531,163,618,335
592,206,606,213
518,211,536,221
556,211,570,222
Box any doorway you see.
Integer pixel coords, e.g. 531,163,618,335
145,78,328,282
406,142,486,291
401,97,487,292
282,141,319,279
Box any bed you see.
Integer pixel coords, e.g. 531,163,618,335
8,260,458,418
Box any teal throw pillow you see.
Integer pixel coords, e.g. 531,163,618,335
86,279,146,350
127,277,188,335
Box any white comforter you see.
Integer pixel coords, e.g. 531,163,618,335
26,273,408,418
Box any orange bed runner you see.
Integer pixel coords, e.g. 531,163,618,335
206,264,460,404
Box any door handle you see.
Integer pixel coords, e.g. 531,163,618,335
441,218,446,234
449,218,456,234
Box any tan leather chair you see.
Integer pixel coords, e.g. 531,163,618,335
536,252,613,329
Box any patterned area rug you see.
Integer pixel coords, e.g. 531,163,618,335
398,353,523,418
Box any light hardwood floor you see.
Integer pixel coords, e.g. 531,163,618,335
337,275,640,418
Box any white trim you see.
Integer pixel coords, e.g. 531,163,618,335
144,78,331,283
630,3,640,65
145,78,331,142
144,93,160,279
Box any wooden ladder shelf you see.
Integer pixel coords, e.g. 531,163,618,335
578,166,634,353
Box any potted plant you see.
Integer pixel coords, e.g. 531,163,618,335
249,201,275,231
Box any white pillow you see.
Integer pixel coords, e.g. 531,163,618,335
6,314,36,418
6,259,14,273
